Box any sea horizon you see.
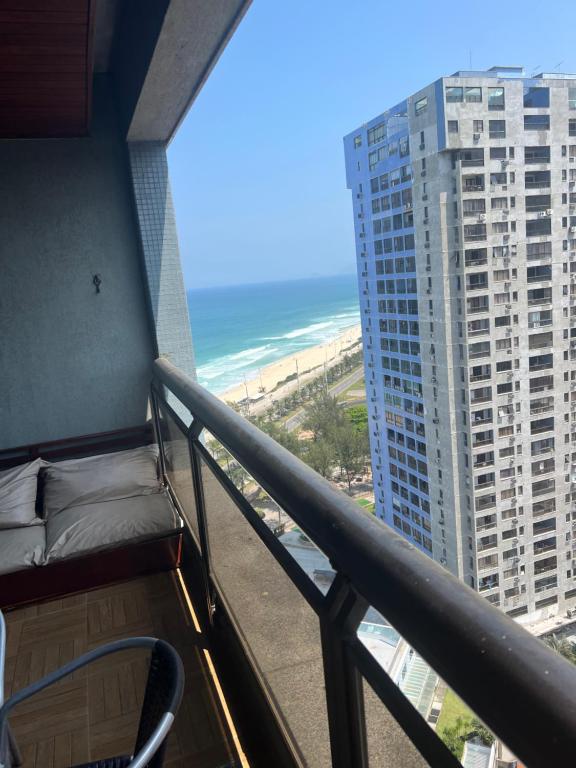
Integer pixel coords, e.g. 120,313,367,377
187,273,360,394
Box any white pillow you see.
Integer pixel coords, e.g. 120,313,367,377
0,459,44,528
43,445,161,518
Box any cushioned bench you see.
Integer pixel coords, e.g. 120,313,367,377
0,444,182,589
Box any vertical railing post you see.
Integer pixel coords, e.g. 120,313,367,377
187,421,216,623
320,573,369,768
150,385,167,479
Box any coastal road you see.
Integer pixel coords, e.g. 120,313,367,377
284,366,365,432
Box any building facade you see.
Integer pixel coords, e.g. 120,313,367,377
344,67,576,623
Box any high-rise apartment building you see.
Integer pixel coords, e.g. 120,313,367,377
344,66,576,624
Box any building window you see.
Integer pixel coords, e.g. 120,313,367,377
488,87,505,110
465,86,482,103
525,170,551,189
463,198,486,216
490,172,507,185
524,114,550,131
448,120,459,133
526,194,551,212
461,148,484,167
446,86,463,103
354,135,362,148
473,119,484,133
489,120,506,138
368,123,386,146
525,146,551,163
490,147,507,159
415,96,428,115
523,86,550,108
570,119,576,137
463,174,485,191
464,223,487,241
570,87,576,110
368,146,388,171
399,136,410,157
526,218,552,237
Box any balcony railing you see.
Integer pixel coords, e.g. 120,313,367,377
152,357,576,768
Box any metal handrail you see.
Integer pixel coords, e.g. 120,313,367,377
153,357,576,767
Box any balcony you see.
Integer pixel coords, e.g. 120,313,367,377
2,17,576,766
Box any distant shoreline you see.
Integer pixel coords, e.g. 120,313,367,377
219,323,363,411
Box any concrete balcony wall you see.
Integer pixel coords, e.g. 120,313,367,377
0,77,155,448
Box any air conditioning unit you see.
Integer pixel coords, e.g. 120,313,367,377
546,209,553,216
426,264,431,271
433,417,440,424
423,217,429,225
419,143,425,151
422,194,428,201
426,288,431,294
570,226,576,234
431,376,438,384
478,213,486,222
473,133,480,142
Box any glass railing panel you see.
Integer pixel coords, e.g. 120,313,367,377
357,604,501,767
157,402,199,544
198,453,332,767
202,430,336,596
362,678,431,767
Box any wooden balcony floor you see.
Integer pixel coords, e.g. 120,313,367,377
3,572,239,768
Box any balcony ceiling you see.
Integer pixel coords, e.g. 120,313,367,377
0,0,95,138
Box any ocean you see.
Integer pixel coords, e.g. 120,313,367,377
187,274,360,393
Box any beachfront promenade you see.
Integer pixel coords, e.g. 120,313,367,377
219,323,362,414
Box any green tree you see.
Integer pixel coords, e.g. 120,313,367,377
253,416,302,458
228,463,249,494
331,422,368,491
544,633,576,664
345,404,369,433
304,440,335,479
303,392,344,441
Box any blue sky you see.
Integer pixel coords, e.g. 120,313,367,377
168,0,574,289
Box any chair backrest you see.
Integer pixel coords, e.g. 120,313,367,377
132,640,185,768
0,636,184,768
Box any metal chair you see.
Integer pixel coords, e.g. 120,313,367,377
0,634,184,768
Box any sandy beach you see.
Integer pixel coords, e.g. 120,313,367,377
219,323,362,412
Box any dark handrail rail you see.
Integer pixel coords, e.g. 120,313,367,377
154,356,576,766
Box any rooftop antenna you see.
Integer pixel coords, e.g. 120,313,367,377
530,64,542,77
553,60,565,72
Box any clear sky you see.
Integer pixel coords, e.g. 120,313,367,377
168,0,575,289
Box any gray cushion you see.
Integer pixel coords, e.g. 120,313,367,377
0,526,46,574
45,491,180,562
0,459,44,529
43,446,161,519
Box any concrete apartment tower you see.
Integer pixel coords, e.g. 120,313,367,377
344,66,576,624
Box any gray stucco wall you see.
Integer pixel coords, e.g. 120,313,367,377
0,77,155,448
